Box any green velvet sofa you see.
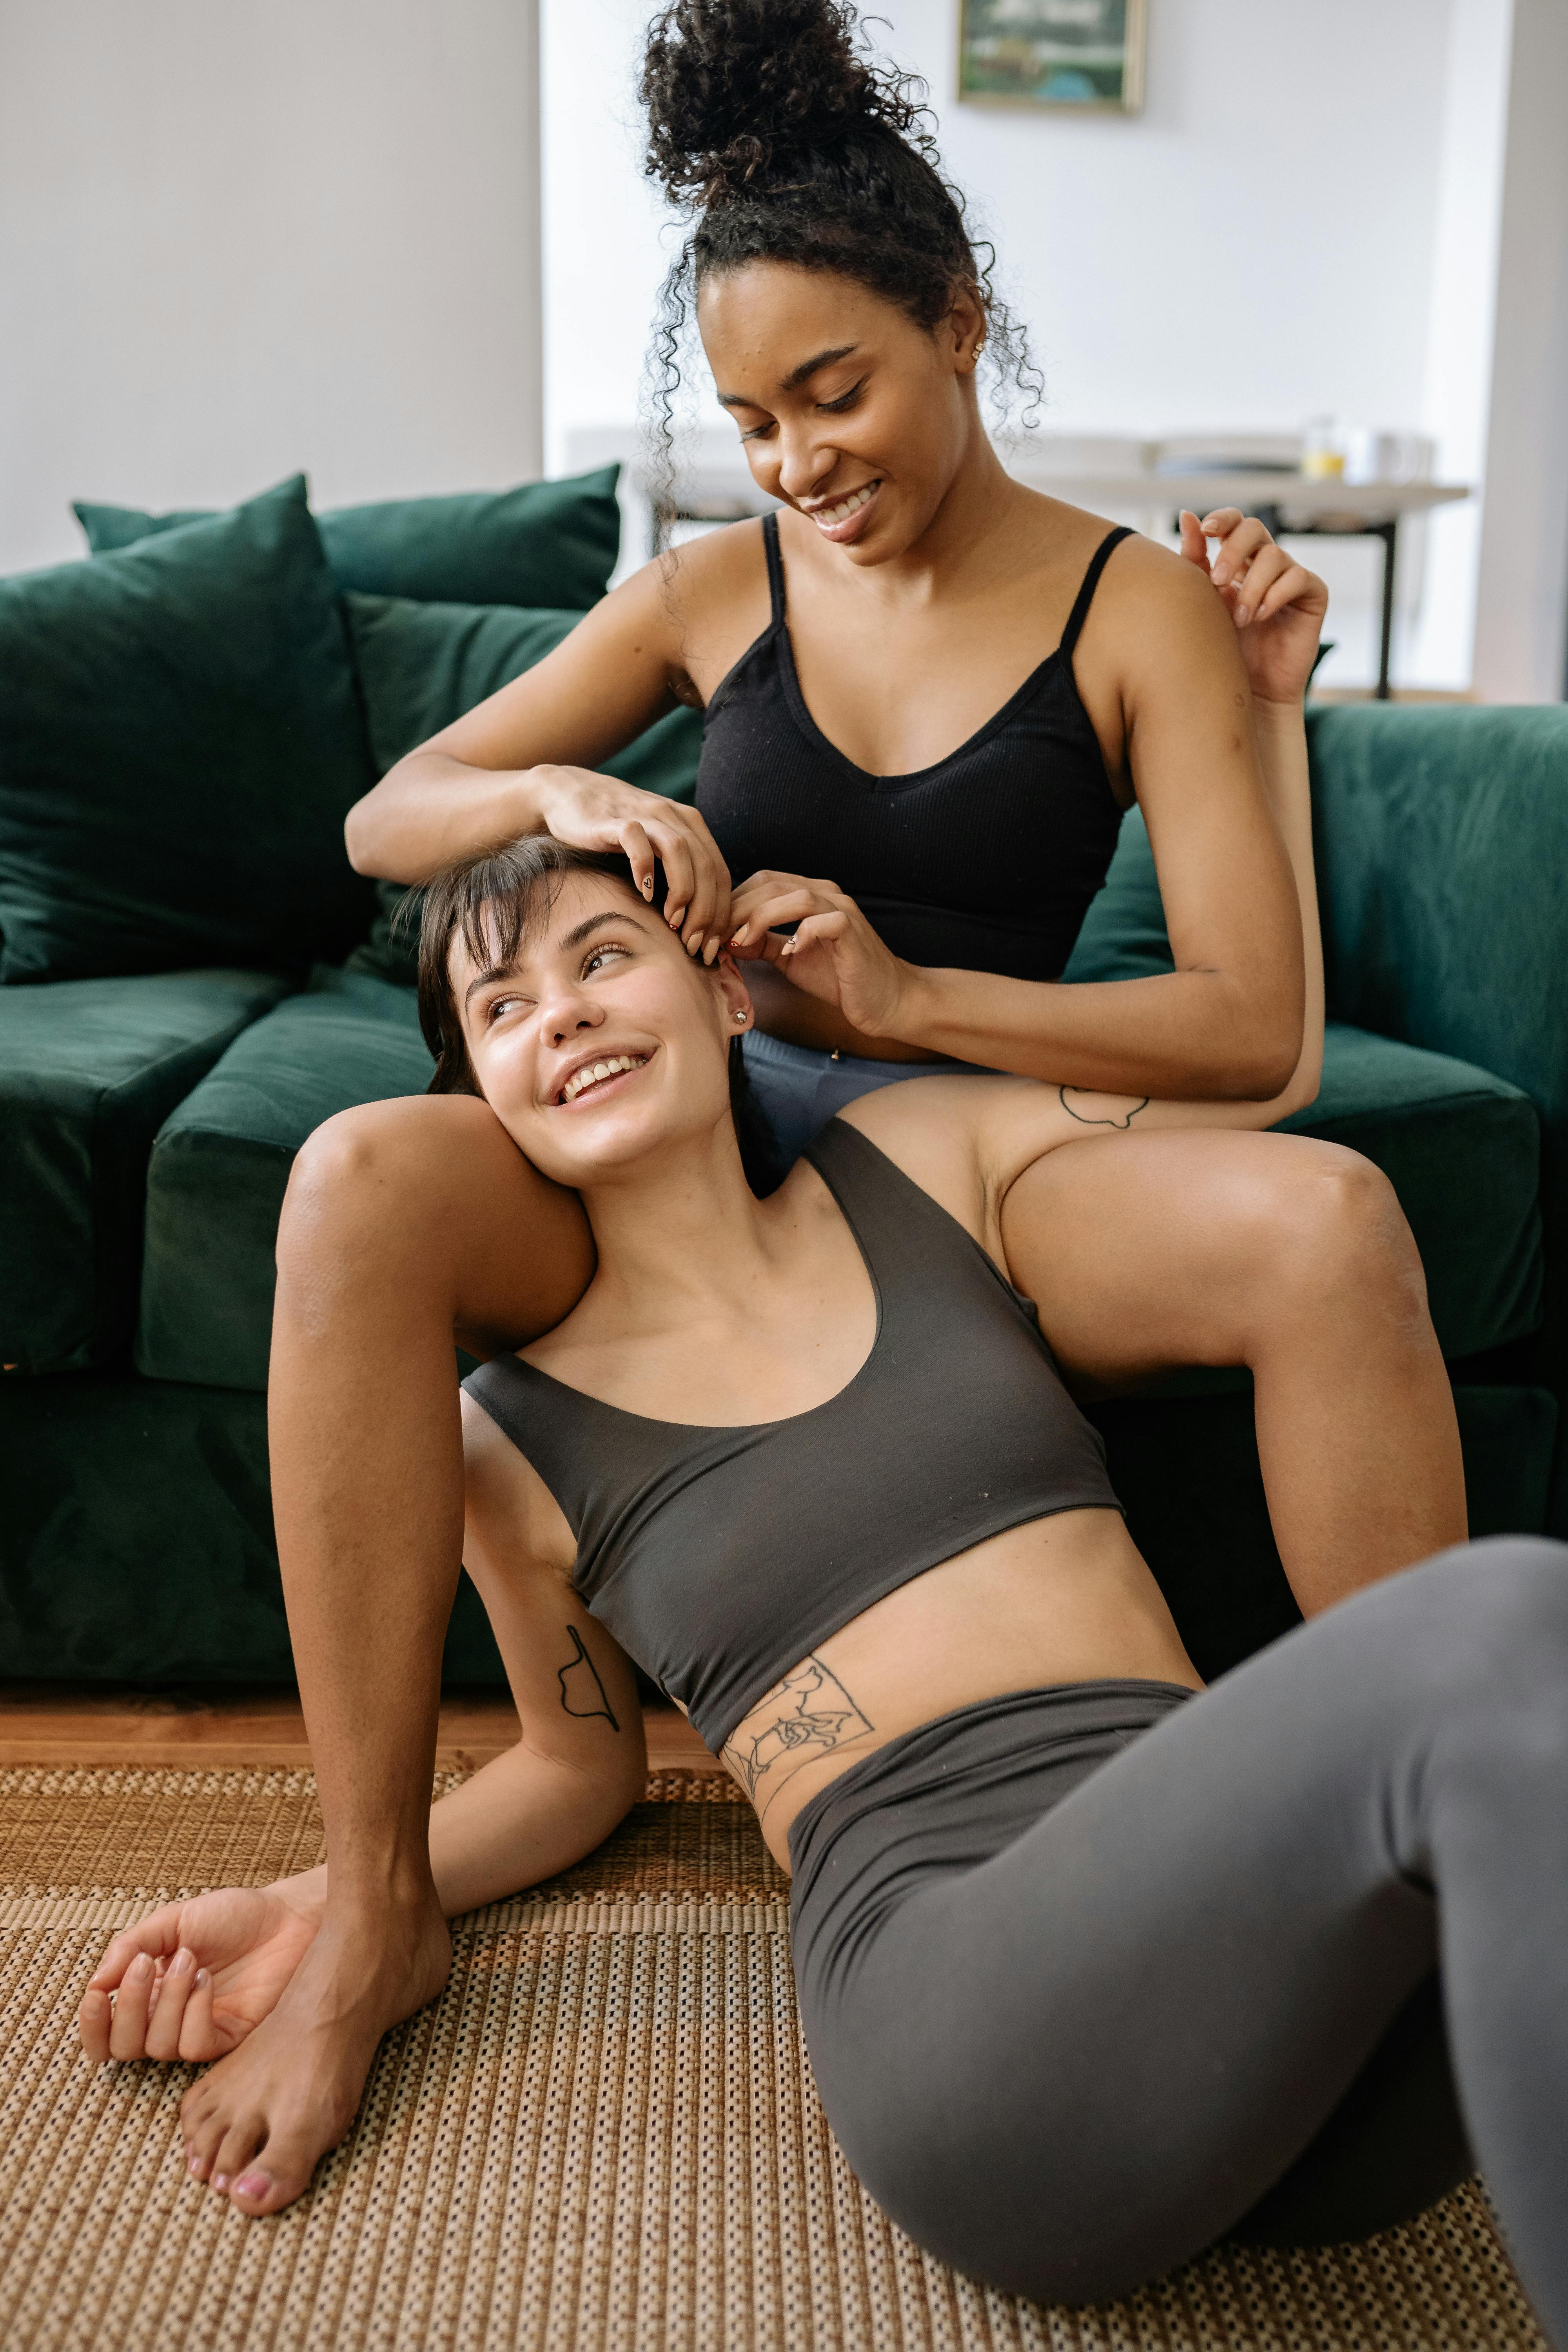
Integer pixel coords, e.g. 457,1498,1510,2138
1,474,1563,1694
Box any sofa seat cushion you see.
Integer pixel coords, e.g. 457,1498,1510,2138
0,970,290,1375
136,971,432,1392
0,475,375,981
1064,809,1543,1361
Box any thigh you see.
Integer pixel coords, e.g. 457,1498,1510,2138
806,1564,1478,2303
997,1125,1371,1387
276,1093,595,1361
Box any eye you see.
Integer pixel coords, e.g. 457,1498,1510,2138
582,942,631,978
485,991,528,1024
818,379,866,414
739,419,775,444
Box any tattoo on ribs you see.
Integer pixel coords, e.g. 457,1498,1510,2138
556,1626,620,1730
722,1655,873,1802
1059,1085,1151,1131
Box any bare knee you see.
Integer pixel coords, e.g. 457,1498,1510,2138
1251,1143,1433,1351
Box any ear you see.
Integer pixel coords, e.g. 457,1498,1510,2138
946,283,986,372
713,949,754,1034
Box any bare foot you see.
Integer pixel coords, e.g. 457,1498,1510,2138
180,1896,451,2215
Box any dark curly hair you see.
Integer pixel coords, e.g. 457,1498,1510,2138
639,0,1041,512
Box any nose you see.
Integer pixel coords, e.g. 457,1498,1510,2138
770,419,837,507
539,974,604,1052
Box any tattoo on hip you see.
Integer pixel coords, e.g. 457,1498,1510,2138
722,1654,874,1812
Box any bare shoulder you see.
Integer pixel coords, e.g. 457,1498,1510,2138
611,517,772,697
1093,531,1239,656
836,1078,1015,1240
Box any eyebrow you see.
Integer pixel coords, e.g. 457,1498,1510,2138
716,342,860,409
461,907,649,1007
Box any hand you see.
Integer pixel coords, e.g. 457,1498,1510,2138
529,766,732,960
728,870,915,1039
1179,509,1328,709
78,1875,325,2065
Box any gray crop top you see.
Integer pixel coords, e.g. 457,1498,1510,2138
462,1118,1121,1755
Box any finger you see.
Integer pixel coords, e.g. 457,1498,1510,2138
728,886,827,948
143,1947,197,2062
668,818,721,950
80,1987,113,2063
1251,562,1326,628
778,911,849,957
107,1950,156,2060
646,825,697,935
1209,516,1273,588
1178,511,1211,574
180,1968,229,2062
617,820,657,903
88,1907,183,1993
1197,506,1245,539
1227,544,1290,626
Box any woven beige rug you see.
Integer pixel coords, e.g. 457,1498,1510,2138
0,1766,1545,2352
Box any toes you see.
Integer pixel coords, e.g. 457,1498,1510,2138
212,2114,267,2200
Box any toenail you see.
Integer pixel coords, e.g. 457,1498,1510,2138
187,2156,205,2177
212,2174,229,2192
234,2171,272,2200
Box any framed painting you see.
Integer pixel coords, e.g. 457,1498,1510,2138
957,0,1147,114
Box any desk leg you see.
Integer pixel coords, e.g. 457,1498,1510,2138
1374,518,1398,699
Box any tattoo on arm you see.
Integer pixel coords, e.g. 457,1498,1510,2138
721,1655,874,1811
556,1625,620,1731
1058,1085,1150,1131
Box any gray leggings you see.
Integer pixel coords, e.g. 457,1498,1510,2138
787,1539,1568,2336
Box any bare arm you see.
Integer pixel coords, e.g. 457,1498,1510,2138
343,539,744,947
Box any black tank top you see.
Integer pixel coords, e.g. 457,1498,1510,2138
462,1119,1120,1754
695,517,1132,983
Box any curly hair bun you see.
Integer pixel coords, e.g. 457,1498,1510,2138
642,0,920,207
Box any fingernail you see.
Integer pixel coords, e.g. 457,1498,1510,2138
641,877,653,898
195,1969,210,1988
234,2171,271,2200
667,907,686,929
127,1952,152,1982
1234,605,1249,626
687,931,704,954
169,1946,195,1977
1212,563,1229,585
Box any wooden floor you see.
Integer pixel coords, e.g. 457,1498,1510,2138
0,1686,717,1774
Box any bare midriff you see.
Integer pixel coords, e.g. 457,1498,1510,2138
706,1506,1202,1871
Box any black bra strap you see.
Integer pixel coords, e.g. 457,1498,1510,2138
761,511,787,626
1059,525,1134,657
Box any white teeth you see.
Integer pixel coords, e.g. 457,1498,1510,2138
812,481,878,528
560,1053,646,1104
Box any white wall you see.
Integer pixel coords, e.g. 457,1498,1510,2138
543,0,1568,698
0,0,542,577
1469,0,1568,702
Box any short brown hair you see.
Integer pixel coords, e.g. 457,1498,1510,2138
412,837,658,1097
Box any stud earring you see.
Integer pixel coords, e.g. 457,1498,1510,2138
733,1008,748,1024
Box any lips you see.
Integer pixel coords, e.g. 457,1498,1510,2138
554,1051,650,1107
806,479,882,544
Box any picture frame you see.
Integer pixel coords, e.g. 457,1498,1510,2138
956,0,1147,115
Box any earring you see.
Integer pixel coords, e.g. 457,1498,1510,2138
733,1008,748,1024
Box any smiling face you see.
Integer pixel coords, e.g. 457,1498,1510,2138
698,262,986,565
454,869,752,1190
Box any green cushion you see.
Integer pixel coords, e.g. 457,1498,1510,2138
0,1371,505,1684
343,592,703,985
74,466,622,612
136,969,433,1391
0,969,290,1374
0,475,375,982
1063,807,1544,1361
